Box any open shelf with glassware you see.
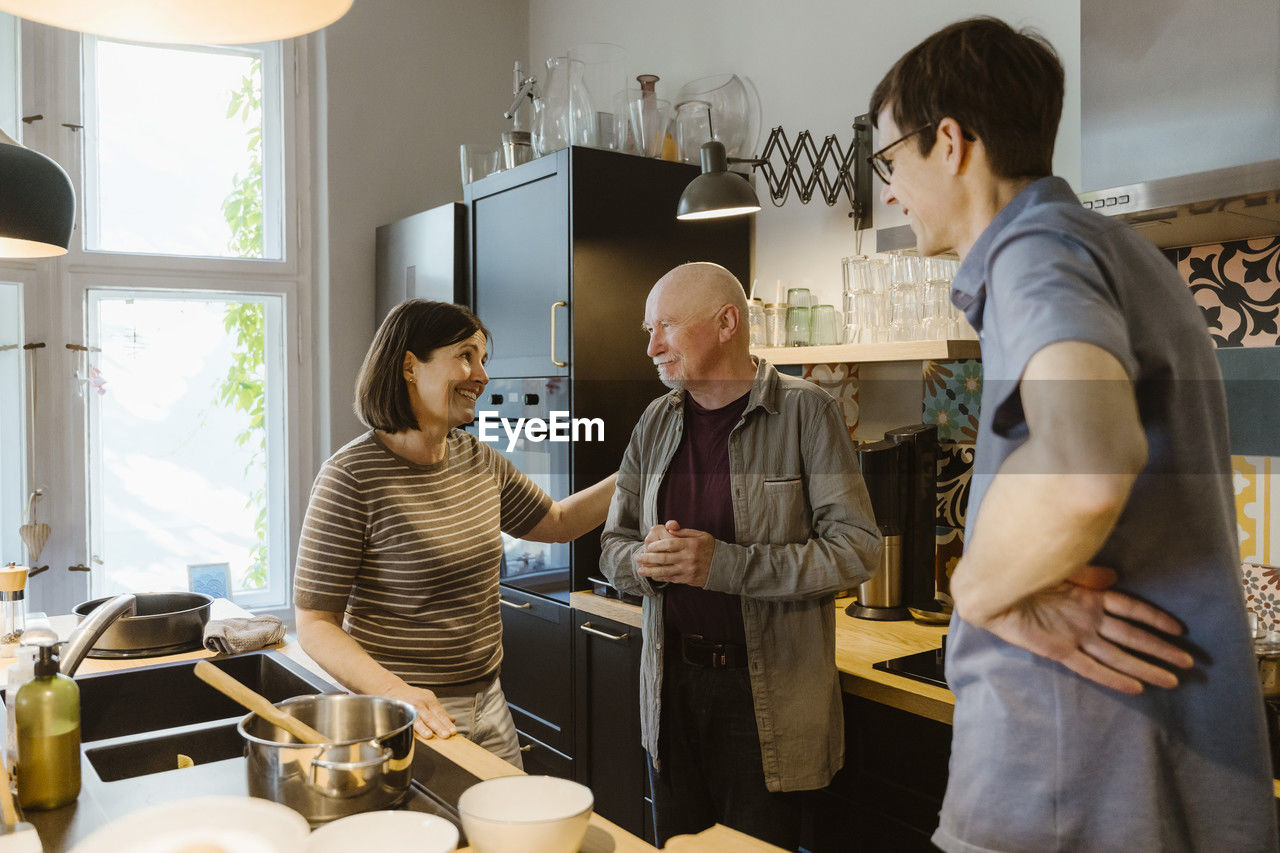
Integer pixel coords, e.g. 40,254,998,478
752,339,981,365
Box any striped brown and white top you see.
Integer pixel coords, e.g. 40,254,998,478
293,430,551,686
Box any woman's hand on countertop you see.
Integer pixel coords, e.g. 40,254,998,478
384,683,458,739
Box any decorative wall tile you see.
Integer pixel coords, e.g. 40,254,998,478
935,525,964,599
1167,236,1280,347
1234,455,1280,568
803,362,860,438
936,441,974,530
922,359,980,442
1243,563,1280,631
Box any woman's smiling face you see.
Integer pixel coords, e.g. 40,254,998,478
404,330,489,432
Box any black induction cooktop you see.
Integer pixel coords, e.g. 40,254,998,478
873,635,948,689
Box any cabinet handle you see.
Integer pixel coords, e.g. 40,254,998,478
499,597,532,610
579,622,630,643
550,300,567,368
519,743,535,753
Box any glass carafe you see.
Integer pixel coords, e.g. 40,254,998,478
532,56,597,156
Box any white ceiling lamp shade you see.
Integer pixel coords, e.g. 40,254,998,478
0,0,354,45
0,130,75,259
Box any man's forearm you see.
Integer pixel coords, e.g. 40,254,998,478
951,442,1135,625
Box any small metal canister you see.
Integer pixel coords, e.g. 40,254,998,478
1255,629,1280,698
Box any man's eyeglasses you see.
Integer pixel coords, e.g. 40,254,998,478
867,124,934,184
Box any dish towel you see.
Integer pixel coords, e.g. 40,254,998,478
203,615,286,655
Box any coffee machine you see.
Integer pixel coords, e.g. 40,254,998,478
848,423,939,620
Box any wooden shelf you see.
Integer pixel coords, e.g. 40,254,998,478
752,339,981,365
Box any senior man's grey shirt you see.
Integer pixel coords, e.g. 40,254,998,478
600,358,881,792
936,177,1277,853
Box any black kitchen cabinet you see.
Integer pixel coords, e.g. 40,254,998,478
374,202,468,322
573,611,648,841
497,585,574,756
808,694,952,852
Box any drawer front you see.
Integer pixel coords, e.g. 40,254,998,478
498,585,574,754
517,729,574,780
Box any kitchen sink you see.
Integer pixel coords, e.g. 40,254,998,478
76,651,333,741
84,723,243,782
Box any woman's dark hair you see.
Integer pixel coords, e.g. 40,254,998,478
354,299,490,432
869,16,1064,180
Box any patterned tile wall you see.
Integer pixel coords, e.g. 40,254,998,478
1167,237,1280,348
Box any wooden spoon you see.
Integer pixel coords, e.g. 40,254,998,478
193,660,329,744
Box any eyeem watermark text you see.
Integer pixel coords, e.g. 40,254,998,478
476,411,604,451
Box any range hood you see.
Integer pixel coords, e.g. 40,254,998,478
1076,159,1280,250
876,0,1280,253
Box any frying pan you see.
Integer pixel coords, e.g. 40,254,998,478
72,591,213,657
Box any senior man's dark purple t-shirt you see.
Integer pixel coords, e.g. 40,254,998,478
657,390,750,644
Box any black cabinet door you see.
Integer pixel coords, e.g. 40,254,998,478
497,584,574,755
573,611,647,838
469,154,570,378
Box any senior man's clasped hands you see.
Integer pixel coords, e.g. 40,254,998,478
635,520,715,588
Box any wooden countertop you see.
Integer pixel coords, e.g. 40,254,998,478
570,591,954,724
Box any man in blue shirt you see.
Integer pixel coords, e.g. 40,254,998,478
870,16,1277,851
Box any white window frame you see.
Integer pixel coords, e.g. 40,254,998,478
3,21,314,618
83,283,296,610
79,37,287,263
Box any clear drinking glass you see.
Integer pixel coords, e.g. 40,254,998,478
674,100,713,164
786,305,811,346
812,304,839,346
765,304,787,347
460,144,502,185
628,94,672,158
748,299,766,347
786,287,812,308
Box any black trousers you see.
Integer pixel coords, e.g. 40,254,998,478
647,654,803,850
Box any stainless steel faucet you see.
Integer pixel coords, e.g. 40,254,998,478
57,593,136,675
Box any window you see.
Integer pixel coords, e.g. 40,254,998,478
85,291,289,607
3,22,312,617
82,38,284,259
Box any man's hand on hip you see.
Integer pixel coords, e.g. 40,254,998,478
972,564,1194,695
636,520,715,587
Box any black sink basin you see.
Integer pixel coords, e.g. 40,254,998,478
85,723,244,782
76,652,334,742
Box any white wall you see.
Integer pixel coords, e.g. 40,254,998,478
316,0,527,455
529,0,1081,311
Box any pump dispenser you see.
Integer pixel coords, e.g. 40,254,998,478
14,638,80,810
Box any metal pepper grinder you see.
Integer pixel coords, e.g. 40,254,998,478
0,563,29,646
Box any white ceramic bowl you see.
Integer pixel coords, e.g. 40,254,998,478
68,795,310,853
457,775,594,853
307,810,459,852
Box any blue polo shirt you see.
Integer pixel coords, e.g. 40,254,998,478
936,177,1277,852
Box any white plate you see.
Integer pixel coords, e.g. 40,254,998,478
307,811,459,852
69,795,310,853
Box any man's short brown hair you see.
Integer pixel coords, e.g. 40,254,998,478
354,299,490,432
870,16,1064,180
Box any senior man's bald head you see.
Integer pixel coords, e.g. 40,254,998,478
649,262,749,317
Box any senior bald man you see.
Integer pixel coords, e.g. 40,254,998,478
599,262,882,848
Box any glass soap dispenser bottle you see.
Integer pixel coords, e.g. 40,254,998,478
15,636,80,811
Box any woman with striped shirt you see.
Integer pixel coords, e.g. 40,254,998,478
294,300,616,765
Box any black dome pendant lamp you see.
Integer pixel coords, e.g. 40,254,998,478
0,130,75,259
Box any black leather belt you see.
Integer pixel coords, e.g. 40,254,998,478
676,634,749,669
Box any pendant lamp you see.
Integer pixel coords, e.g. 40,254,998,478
0,130,75,259
0,0,353,45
